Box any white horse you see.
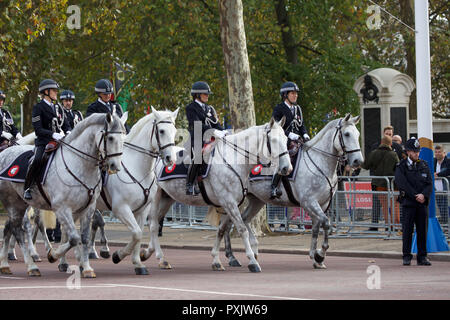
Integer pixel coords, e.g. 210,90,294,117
58,107,179,275
141,117,292,273
0,113,125,277
219,115,363,269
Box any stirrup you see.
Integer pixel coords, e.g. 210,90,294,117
24,188,33,200
270,187,282,199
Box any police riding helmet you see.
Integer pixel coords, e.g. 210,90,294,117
280,81,299,100
95,79,114,94
60,90,75,101
0,90,5,101
405,137,421,152
191,81,212,100
39,79,59,94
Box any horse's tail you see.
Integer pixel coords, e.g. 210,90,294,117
41,210,56,229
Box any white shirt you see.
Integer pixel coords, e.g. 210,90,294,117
43,98,55,113
195,99,207,112
435,161,443,191
284,101,295,115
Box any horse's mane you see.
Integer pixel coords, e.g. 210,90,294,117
126,110,174,142
64,113,124,144
306,118,341,147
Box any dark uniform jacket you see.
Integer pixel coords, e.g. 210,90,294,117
86,99,130,133
32,100,70,146
395,158,433,207
434,156,450,190
0,108,19,144
186,100,223,145
272,102,307,139
63,109,83,131
361,144,399,188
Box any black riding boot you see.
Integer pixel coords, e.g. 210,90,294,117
23,160,39,200
270,174,282,199
186,164,201,195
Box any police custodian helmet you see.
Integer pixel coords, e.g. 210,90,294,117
191,81,212,97
60,90,75,101
39,79,59,93
405,137,421,152
280,81,299,99
95,79,114,94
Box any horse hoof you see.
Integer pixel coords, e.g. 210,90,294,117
28,269,41,277
32,255,42,263
212,263,225,271
112,251,121,264
0,267,12,275
47,250,57,263
82,270,96,278
139,249,149,262
248,264,261,273
7,253,17,261
228,258,242,267
313,262,327,269
135,267,150,275
100,250,110,259
89,252,99,260
159,261,172,269
314,252,325,264
58,263,69,272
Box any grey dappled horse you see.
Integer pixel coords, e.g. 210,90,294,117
0,113,125,277
220,114,363,269
141,117,292,273
76,108,179,275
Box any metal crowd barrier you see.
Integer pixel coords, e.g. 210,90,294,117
101,176,449,240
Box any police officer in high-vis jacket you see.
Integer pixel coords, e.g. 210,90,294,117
0,90,22,149
270,81,310,199
185,81,225,195
24,79,71,200
395,137,432,266
86,79,130,133
60,90,83,130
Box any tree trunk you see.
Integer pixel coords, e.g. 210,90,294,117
399,0,416,120
218,0,270,236
274,0,299,65
22,82,39,134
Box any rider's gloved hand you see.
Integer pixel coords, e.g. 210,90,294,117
52,132,64,141
15,133,23,140
303,134,311,142
1,131,13,140
288,132,300,141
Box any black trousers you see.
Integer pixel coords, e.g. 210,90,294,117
402,204,428,259
24,145,45,190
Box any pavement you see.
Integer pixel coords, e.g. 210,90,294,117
1,216,449,262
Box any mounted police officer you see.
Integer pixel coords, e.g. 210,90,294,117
60,90,83,130
270,81,310,199
86,79,130,133
185,81,225,195
0,90,22,151
23,79,71,200
395,137,432,266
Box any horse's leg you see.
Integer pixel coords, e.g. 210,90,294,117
47,208,80,264
22,208,41,262
305,201,330,269
0,219,14,274
78,207,96,278
111,204,148,275
95,211,110,259
88,219,99,259
223,202,261,273
130,210,149,275
35,209,52,253
57,227,69,272
211,214,230,271
7,235,17,261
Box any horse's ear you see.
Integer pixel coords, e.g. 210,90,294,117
269,117,275,128
352,115,361,124
106,112,113,124
151,106,160,120
344,113,351,122
172,108,180,121
120,111,128,126
278,116,286,128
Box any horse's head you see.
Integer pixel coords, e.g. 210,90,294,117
333,114,364,167
95,113,126,174
264,117,293,176
150,106,179,166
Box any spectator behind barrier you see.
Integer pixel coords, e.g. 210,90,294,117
362,135,400,228
434,145,450,221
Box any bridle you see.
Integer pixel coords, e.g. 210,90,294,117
124,118,176,159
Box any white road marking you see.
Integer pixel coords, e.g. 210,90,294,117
0,276,26,280
0,283,309,300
